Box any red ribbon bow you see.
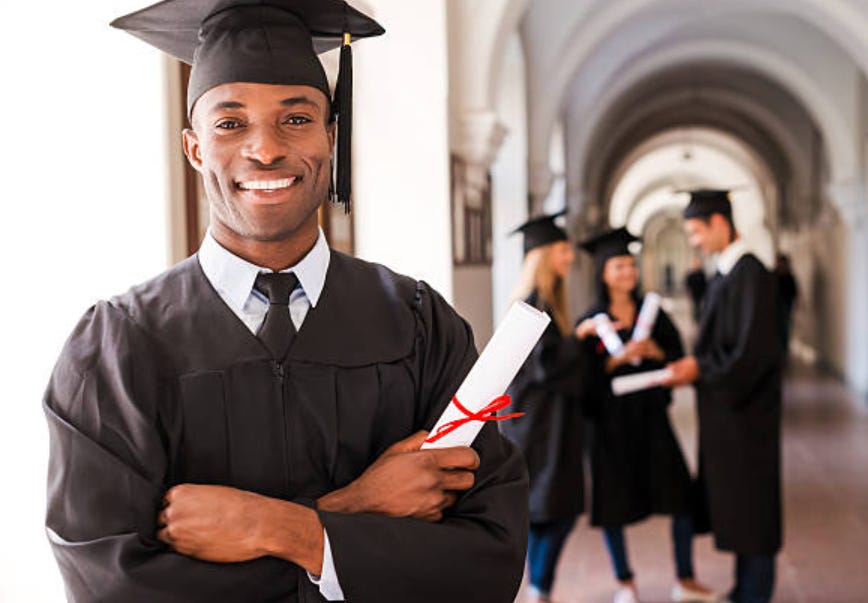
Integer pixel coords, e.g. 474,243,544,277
424,394,524,444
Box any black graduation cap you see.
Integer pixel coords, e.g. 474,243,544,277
111,0,386,212
510,210,569,255
578,227,640,266
682,189,733,220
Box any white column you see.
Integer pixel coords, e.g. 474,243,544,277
351,0,454,300
491,33,530,327
831,180,868,394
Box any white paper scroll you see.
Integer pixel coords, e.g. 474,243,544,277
421,301,551,449
631,292,661,342
611,368,673,396
628,292,662,365
594,313,625,358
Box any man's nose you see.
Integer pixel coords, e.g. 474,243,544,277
240,125,287,166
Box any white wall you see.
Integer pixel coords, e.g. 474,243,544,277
351,0,454,300
491,33,530,326
0,2,170,601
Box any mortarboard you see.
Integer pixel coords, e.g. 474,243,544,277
510,210,569,255
111,0,386,212
578,227,641,267
682,189,733,221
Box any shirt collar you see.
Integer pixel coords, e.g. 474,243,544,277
198,227,330,309
716,238,748,276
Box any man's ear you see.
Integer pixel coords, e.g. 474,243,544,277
182,128,203,173
326,120,336,152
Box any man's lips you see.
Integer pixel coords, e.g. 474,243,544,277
236,177,298,192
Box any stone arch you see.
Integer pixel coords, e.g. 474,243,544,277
529,0,868,199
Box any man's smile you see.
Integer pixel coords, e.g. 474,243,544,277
236,177,298,192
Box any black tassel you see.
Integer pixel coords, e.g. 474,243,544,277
335,33,353,213
328,158,335,203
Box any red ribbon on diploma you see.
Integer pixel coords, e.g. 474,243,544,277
424,395,524,444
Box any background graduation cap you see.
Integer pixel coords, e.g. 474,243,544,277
578,227,641,269
111,0,386,212
510,210,569,255
680,188,735,220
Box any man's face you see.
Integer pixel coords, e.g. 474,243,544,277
684,215,729,255
183,82,335,243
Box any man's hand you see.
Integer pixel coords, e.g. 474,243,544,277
157,484,273,563
630,338,665,362
318,430,479,522
662,355,700,387
156,484,324,574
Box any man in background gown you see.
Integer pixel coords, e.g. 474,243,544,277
664,190,783,603
43,2,528,601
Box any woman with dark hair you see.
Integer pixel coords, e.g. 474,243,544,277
500,212,586,603
575,228,716,603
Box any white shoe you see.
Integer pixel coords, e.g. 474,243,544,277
671,583,722,601
614,585,640,603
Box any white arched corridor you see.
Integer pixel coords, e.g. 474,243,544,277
4,1,868,601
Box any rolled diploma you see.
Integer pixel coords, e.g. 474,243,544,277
421,301,551,449
629,292,662,365
611,368,674,396
631,292,661,342
594,313,625,358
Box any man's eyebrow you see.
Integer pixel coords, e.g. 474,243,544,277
212,101,245,111
206,96,322,114
280,96,322,111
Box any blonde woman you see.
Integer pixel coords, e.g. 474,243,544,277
500,212,586,603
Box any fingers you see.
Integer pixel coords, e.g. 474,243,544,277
576,319,598,339
426,446,480,471
441,492,458,509
156,526,172,545
384,430,429,456
417,492,459,522
439,470,475,491
419,510,444,523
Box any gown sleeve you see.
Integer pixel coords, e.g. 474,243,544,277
45,302,303,603
527,317,584,396
695,265,781,402
318,282,529,603
574,310,609,420
654,309,684,364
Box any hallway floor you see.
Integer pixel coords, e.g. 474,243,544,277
514,365,868,603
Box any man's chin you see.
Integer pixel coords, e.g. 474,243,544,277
244,210,322,243
242,223,313,243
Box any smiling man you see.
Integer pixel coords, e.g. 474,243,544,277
663,190,783,603
43,2,528,602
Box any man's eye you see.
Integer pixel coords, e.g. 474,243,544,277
216,120,243,130
284,115,312,126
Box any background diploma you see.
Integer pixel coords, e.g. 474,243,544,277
629,292,661,365
611,368,674,396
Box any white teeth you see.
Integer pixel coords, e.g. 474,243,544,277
238,178,296,191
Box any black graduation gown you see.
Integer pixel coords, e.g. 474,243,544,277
499,291,585,524
44,251,529,603
693,254,783,556
578,298,692,528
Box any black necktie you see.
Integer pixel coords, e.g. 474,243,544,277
254,272,299,360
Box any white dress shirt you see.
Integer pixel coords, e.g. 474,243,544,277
716,238,749,276
198,228,345,601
